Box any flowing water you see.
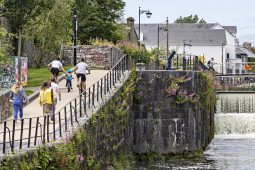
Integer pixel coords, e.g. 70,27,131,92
133,93,255,170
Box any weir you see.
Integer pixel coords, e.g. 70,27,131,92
215,93,255,135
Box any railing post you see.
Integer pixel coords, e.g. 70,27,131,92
42,115,47,145
177,54,179,69
53,113,56,140
113,68,115,86
109,71,112,89
11,120,16,152
36,117,41,145
58,112,62,137
70,102,73,126
64,106,67,131
28,118,32,148
47,115,50,142
92,84,95,106
3,121,6,154
79,94,82,117
88,88,91,109
97,81,99,102
104,76,107,95
84,91,87,115
183,58,186,70
107,73,109,92
100,78,103,98
189,55,192,70
75,99,78,122
19,119,24,149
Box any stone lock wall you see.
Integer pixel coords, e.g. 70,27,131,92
62,45,124,69
132,71,215,154
0,91,12,121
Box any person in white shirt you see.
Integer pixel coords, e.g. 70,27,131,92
47,58,66,81
73,58,90,92
50,78,61,118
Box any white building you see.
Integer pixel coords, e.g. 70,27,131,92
136,23,254,74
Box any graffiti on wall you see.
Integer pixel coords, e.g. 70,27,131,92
0,64,15,88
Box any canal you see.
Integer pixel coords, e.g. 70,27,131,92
133,93,255,169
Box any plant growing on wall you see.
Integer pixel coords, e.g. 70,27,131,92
165,75,200,104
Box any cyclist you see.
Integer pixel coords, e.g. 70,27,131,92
73,58,90,93
47,58,66,82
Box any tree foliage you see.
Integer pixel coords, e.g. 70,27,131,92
0,27,8,62
174,15,206,23
76,0,125,44
23,0,73,66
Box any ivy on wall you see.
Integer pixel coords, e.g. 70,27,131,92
0,70,137,170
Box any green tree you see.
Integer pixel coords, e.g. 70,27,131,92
2,0,54,55
0,27,8,62
76,0,125,44
23,0,73,67
174,15,206,23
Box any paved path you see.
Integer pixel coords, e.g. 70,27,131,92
0,70,109,155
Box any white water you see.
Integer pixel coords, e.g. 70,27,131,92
216,94,255,135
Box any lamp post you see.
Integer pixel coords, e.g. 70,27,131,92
183,40,192,59
221,42,226,74
138,6,152,48
166,17,169,58
73,11,78,66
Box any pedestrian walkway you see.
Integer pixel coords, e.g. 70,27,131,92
0,54,130,157
0,70,109,155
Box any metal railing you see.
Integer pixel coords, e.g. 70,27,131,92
215,75,255,92
0,54,132,155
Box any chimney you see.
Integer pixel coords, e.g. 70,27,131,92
243,42,252,50
126,17,135,30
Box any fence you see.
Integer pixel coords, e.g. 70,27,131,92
215,75,255,92
0,54,132,155
169,54,206,71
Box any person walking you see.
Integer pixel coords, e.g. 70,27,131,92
9,81,28,122
207,58,215,72
50,78,61,116
39,81,54,120
47,58,66,82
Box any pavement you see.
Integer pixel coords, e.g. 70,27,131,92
0,70,109,155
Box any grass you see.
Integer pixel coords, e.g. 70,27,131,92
25,90,34,96
27,66,73,87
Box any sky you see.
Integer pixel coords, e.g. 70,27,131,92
123,0,255,43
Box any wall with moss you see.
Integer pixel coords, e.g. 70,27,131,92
0,91,12,121
0,71,136,170
133,71,216,156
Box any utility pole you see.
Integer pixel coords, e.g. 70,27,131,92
17,30,22,57
166,17,169,58
73,11,78,66
221,42,224,74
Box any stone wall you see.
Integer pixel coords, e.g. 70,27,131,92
0,90,12,121
62,45,124,69
133,71,215,155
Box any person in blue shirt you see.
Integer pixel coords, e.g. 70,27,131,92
9,81,28,122
66,69,73,92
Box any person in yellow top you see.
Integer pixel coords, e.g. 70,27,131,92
39,81,54,119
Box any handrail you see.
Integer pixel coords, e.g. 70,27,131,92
0,54,131,155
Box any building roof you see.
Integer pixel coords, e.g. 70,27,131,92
238,46,255,58
134,23,236,47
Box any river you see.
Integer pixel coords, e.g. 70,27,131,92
133,93,255,170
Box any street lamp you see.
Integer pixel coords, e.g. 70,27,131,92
138,6,152,47
73,11,78,66
183,40,192,59
157,17,169,58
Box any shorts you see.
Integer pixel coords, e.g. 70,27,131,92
77,73,86,82
43,104,53,115
51,67,60,76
